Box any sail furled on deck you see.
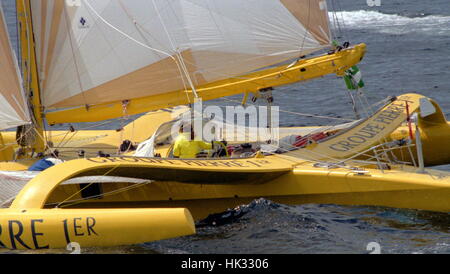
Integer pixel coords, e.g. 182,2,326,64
30,0,331,111
0,5,30,130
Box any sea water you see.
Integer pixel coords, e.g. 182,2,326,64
1,0,449,254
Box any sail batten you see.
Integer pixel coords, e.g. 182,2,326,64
0,4,30,130
30,0,332,115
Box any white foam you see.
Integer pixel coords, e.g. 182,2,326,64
329,10,450,35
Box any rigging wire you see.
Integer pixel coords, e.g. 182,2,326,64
335,0,349,41
329,0,347,42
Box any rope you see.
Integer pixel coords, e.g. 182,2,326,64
83,0,175,60
55,163,122,208
62,4,89,108
150,0,199,99
299,0,312,53
335,0,349,41
329,0,348,42
117,0,192,104
55,180,153,209
85,0,193,104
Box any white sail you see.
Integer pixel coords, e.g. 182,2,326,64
31,0,331,110
0,5,30,130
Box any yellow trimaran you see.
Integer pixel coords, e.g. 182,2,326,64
0,1,449,250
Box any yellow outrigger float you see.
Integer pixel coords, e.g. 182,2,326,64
0,0,449,251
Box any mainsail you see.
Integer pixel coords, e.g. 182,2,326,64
0,4,30,130
30,0,331,115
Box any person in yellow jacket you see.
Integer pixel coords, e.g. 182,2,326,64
173,124,212,159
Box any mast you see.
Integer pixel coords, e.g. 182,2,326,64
16,0,45,154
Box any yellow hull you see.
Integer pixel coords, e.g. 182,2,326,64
0,208,194,250
0,94,449,250
38,158,450,215
1,155,448,251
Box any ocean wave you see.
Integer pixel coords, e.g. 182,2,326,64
329,10,450,35
140,199,450,254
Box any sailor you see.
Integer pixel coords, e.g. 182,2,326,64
119,140,137,154
230,143,256,158
28,150,64,171
173,124,212,159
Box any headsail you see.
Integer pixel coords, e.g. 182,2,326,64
30,0,331,113
0,4,30,130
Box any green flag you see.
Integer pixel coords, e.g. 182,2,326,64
344,66,365,90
